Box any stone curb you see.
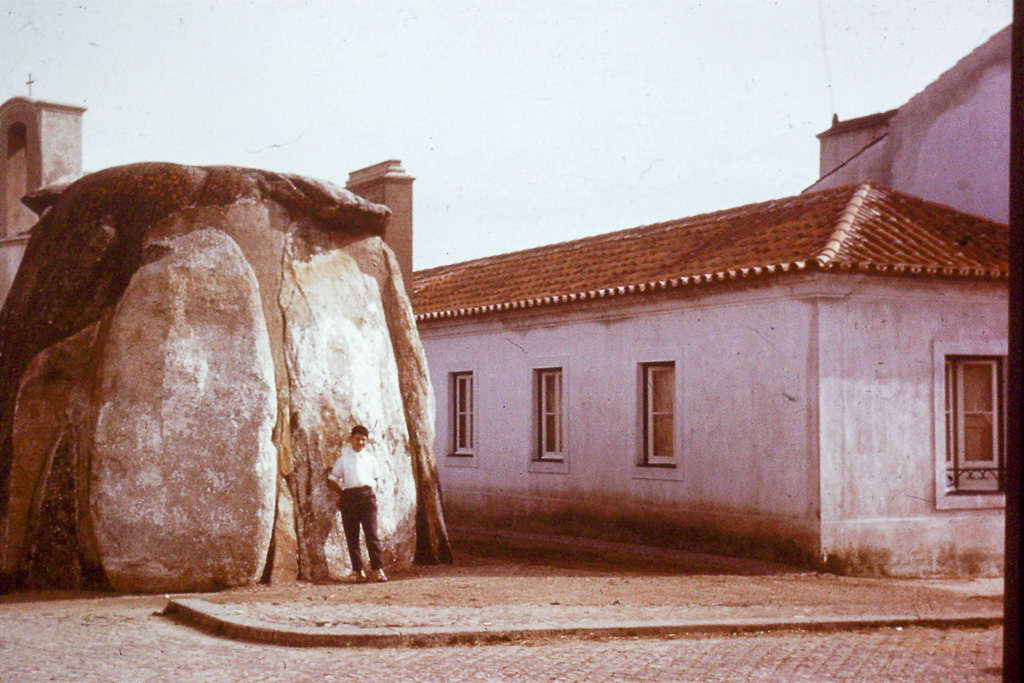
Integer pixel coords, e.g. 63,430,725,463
162,598,1003,649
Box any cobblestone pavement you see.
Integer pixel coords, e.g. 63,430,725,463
0,528,1006,682
0,597,1002,682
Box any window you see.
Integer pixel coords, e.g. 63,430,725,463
527,356,570,475
945,356,1005,493
536,368,563,460
642,362,675,467
451,371,474,456
633,350,683,481
3,122,29,239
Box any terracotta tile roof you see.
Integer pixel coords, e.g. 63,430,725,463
411,184,1008,321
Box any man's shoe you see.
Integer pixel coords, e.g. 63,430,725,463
349,570,366,583
373,568,388,583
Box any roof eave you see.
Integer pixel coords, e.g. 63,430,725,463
413,262,1008,322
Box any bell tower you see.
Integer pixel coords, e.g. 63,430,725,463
0,97,85,305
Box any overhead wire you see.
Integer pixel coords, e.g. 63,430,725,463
816,0,838,119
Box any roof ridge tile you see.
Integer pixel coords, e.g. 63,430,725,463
813,183,873,267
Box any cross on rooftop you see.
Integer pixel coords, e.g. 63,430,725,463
26,74,34,98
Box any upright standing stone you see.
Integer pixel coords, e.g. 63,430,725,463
90,229,277,593
281,230,417,581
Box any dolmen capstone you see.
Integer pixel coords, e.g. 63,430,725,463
0,163,451,593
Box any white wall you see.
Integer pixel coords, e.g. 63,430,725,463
892,63,1010,224
421,276,824,563
816,275,1007,576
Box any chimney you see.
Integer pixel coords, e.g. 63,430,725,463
346,160,414,290
815,109,897,179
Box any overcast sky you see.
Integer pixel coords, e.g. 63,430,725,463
0,1,1013,270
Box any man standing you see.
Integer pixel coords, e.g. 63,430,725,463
327,425,387,583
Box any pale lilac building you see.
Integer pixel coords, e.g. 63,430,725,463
412,185,1007,577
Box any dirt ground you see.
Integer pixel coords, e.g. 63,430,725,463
185,527,1004,629
2,526,1003,627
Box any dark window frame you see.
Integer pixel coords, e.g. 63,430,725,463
535,367,564,461
641,361,676,468
944,355,1005,494
450,371,474,457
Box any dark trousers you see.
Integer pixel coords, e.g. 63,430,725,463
338,486,383,572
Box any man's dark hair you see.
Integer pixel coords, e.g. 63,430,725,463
350,424,369,438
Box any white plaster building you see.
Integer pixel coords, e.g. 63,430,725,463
411,184,1008,577
808,25,1010,225
409,25,1012,578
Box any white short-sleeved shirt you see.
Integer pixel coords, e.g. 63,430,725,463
328,444,378,490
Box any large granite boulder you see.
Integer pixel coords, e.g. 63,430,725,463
0,163,451,593
91,228,278,592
